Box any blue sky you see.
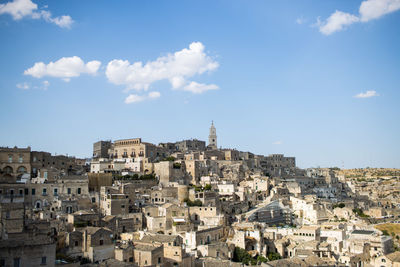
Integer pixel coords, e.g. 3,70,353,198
0,0,399,168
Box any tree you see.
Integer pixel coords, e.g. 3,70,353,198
232,247,257,265
163,156,175,161
183,198,202,207
381,230,389,236
257,255,268,263
204,184,212,191
267,252,281,261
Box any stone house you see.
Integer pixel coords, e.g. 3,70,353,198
82,227,114,263
133,244,164,267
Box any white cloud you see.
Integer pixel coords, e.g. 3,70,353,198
125,94,145,104
106,42,219,92
0,0,36,20
272,141,283,145
148,91,161,99
354,90,379,98
0,0,73,28
359,0,400,22
317,0,400,35
16,82,29,89
38,10,73,28
318,10,359,35
183,82,219,94
24,56,101,81
42,80,49,90
296,17,306,24
125,91,161,104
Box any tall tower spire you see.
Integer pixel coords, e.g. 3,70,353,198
208,121,217,150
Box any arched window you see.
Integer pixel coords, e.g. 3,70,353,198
3,166,13,174
17,166,27,174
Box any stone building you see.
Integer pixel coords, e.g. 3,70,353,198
261,154,296,177
247,200,292,226
0,198,56,267
82,227,114,263
30,151,78,177
111,138,166,162
137,234,194,266
185,226,225,253
176,139,206,153
133,244,164,266
93,140,112,159
100,187,129,216
0,146,31,182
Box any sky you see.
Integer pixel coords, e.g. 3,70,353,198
0,0,399,168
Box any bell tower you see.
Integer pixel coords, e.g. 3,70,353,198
208,121,217,150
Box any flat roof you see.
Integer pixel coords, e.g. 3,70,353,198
352,230,374,235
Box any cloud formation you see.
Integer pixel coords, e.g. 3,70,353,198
24,56,101,81
354,90,379,98
296,17,306,25
317,0,400,35
125,91,161,104
16,82,29,90
359,0,400,21
0,0,73,28
106,42,219,93
42,80,49,90
318,11,359,35
183,82,219,94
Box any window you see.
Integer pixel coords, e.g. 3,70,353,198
158,257,161,264
75,241,79,246
129,257,133,262
67,188,71,194
6,211,10,219
32,188,36,195
41,257,46,265
42,188,47,196
19,189,23,195
77,188,81,194
13,258,20,267
33,156,37,162
18,156,23,163
53,188,58,196
8,155,12,163
91,197,96,203
24,188,28,195
43,172,47,179
100,240,104,246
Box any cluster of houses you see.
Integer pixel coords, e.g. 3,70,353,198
0,123,399,266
